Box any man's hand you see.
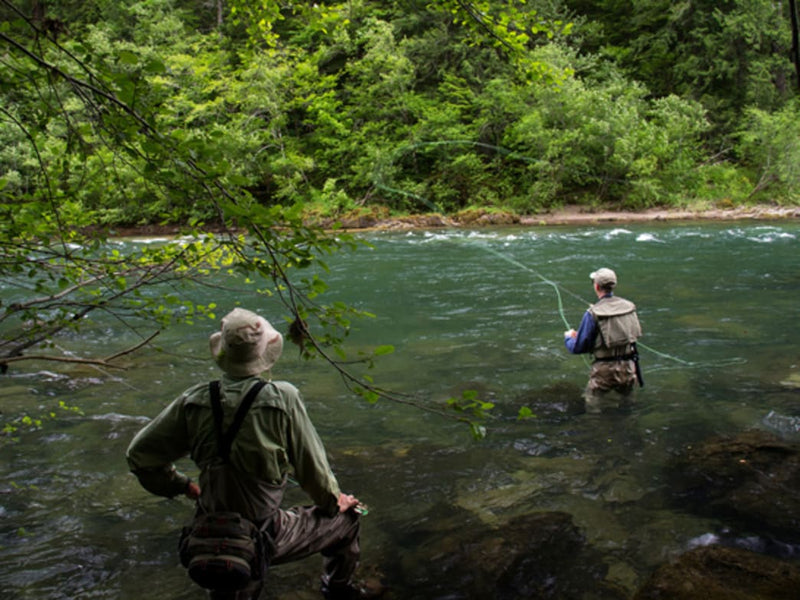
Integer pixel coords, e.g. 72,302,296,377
185,481,201,500
338,492,360,513
564,329,577,339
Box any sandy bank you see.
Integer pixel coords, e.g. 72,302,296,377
106,205,799,238
520,204,800,226
324,204,800,231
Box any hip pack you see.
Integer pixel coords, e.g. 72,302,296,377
179,511,265,590
178,379,268,591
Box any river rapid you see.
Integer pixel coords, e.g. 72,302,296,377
1,221,799,599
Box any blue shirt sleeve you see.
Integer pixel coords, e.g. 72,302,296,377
565,310,597,354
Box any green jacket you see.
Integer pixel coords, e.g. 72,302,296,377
126,375,341,521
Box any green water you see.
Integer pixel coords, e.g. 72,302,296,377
2,221,799,598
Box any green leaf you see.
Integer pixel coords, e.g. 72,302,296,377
144,58,166,74
469,423,487,440
117,50,139,65
517,406,535,420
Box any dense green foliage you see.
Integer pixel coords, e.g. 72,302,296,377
1,1,374,402
2,0,798,229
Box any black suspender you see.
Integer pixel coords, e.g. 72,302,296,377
208,380,268,462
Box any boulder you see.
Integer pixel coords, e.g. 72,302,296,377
634,545,800,600
665,430,800,542
394,507,624,599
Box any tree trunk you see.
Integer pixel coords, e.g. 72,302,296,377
791,0,800,90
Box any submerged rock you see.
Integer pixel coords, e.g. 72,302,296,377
392,506,623,599
514,382,586,421
665,430,800,543
762,410,800,437
779,372,800,390
634,545,800,600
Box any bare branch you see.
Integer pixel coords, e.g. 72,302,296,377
2,354,125,369
1,331,161,370
104,331,160,362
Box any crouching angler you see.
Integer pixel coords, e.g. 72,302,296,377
126,308,383,599
564,268,643,413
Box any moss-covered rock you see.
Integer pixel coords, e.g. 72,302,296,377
665,430,800,542
392,506,623,599
634,545,800,600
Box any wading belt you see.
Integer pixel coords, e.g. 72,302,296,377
209,380,268,462
593,344,644,388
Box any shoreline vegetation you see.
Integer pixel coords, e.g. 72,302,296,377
109,203,800,238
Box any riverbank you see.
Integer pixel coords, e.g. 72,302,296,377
322,203,800,230
519,204,800,226
106,204,800,237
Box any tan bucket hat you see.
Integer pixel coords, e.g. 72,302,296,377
209,308,283,377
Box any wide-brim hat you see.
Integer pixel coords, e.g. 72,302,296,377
209,308,283,377
590,267,617,287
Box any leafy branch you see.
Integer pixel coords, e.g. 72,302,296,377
0,6,493,434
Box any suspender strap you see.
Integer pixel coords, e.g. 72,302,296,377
208,380,269,462
209,380,224,452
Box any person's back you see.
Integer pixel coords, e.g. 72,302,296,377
588,295,641,360
178,376,339,523
564,269,643,412
126,308,383,600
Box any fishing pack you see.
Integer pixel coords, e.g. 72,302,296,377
179,511,266,590
178,380,269,591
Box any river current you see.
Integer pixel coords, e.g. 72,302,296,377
1,221,799,598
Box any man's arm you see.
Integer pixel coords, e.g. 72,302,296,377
284,388,342,516
126,394,196,498
565,310,597,355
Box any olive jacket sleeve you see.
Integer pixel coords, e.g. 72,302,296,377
125,384,204,498
279,383,341,516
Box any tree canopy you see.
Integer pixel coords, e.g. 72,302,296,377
3,0,799,226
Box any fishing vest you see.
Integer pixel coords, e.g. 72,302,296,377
588,296,642,359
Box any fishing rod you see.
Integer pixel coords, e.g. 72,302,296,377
481,244,583,330
480,243,748,372
370,138,748,372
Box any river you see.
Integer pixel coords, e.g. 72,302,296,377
2,221,799,598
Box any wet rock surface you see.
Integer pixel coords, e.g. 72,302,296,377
388,505,623,600
514,382,587,422
633,544,800,600
664,430,800,543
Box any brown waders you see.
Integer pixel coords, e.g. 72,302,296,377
584,358,637,413
208,506,361,599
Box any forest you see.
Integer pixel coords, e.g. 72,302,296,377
2,0,800,229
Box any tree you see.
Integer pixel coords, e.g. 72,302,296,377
0,1,369,391
564,0,796,134
1,0,509,433
791,0,800,90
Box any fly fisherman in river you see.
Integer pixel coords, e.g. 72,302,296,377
564,268,643,413
126,308,383,600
